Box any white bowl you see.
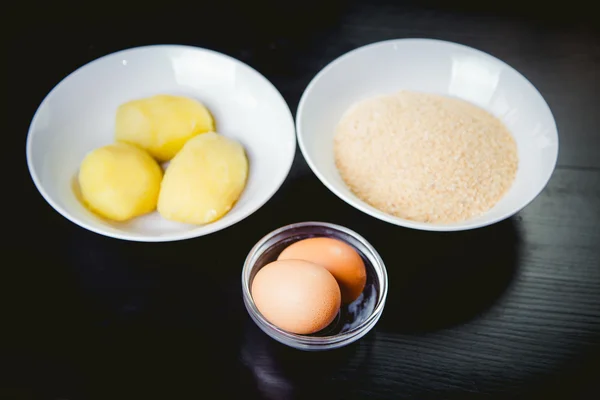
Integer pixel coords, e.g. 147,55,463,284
296,38,559,231
27,45,296,241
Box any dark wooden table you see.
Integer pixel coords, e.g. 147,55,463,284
7,1,599,399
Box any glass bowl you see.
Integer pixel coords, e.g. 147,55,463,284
242,221,388,351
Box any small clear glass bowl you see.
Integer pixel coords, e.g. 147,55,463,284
242,221,388,351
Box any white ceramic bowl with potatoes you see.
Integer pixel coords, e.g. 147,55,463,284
296,38,559,231
26,45,296,241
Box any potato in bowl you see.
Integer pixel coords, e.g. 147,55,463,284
26,45,296,242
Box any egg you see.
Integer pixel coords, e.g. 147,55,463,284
251,259,341,335
277,237,367,304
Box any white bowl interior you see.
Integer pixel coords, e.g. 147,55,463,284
27,45,296,241
297,39,559,231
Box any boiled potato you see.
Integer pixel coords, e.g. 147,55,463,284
115,94,215,161
158,132,248,224
78,143,162,221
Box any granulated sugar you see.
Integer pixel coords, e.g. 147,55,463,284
334,91,518,223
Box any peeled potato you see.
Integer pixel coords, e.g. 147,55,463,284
158,132,248,224
115,94,215,161
78,143,162,221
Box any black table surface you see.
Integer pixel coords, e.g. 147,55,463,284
6,1,600,399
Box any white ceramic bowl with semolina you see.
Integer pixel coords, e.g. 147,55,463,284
26,45,296,241
296,38,559,231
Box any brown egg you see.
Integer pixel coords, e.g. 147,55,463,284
278,237,367,304
251,259,341,335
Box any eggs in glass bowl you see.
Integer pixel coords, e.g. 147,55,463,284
242,222,388,351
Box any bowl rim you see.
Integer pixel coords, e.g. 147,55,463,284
295,38,559,232
241,221,389,350
25,44,296,242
